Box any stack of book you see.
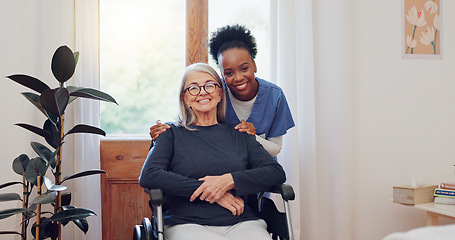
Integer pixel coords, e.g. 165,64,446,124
434,182,455,204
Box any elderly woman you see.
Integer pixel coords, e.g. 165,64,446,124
139,62,286,240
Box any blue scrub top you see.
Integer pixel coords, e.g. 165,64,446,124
224,77,295,139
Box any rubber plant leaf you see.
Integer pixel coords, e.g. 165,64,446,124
62,169,107,184
51,45,76,83
60,205,88,233
65,124,106,137
15,123,56,148
49,208,96,222
30,191,58,205
31,142,57,169
43,176,67,192
25,157,47,186
31,217,57,240
0,231,22,236
0,182,24,190
12,154,30,175
61,192,72,206
74,51,79,67
6,74,50,93
40,87,70,123
0,193,21,202
0,208,33,220
68,87,118,105
43,119,60,150
21,92,48,118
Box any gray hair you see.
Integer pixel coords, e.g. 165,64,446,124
177,62,226,129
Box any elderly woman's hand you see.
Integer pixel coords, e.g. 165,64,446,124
234,120,256,137
214,192,244,216
190,174,235,203
149,120,170,141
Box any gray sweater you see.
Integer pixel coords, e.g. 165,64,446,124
139,123,286,226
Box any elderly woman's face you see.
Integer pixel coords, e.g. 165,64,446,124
183,71,222,116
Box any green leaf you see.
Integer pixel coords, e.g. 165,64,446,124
0,182,25,190
43,119,59,150
40,87,70,123
49,208,96,222
61,192,72,206
73,217,89,234
0,193,21,202
0,208,32,220
69,87,118,105
31,217,57,239
65,124,106,137
31,142,56,166
22,92,48,118
62,170,106,183
30,191,58,205
0,231,22,236
12,154,30,175
6,74,50,93
25,157,47,186
43,176,67,192
51,45,76,83
15,123,56,148
74,51,80,67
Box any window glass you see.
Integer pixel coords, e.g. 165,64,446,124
100,0,185,135
208,0,270,81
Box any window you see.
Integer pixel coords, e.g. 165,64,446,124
100,0,185,135
100,0,269,135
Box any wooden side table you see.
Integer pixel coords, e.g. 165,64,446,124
414,202,455,226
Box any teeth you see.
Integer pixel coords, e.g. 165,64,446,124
236,83,247,89
198,99,210,103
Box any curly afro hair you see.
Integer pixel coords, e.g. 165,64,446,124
209,24,258,65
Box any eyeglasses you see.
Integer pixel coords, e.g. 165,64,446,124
184,83,221,96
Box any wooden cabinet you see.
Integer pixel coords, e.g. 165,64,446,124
100,139,152,240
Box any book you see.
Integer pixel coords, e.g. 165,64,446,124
434,196,455,205
434,188,455,198
440,182,455,190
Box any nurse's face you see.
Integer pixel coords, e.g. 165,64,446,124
219,48,258,101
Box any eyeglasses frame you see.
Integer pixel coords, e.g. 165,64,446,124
184,82,221,96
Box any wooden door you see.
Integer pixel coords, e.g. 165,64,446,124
100,139,152,240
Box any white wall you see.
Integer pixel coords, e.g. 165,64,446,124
352,0,455,239
0,1,74,239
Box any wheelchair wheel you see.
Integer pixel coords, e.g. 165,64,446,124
133,218,154,240
133,225,142,240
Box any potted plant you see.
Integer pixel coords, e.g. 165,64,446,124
0,45,117,239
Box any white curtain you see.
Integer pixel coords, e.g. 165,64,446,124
72,0,102,239
270,0,354,240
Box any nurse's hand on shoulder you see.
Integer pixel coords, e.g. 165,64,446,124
234,120,256,137
149,120,170,141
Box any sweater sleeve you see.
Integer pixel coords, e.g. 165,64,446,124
138,128,202,197
230,134,286,196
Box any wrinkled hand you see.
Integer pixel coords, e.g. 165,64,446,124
149,120,170,141
215,192,244,216
234,120,256,137
190,174,235,203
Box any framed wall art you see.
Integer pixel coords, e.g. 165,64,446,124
403,0,441,58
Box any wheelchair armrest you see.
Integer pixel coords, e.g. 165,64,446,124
268,184,295,201
144,188,164,205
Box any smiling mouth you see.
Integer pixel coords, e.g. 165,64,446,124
197,99,210,103
235,82,248,90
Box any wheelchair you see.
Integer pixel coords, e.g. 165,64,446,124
133,184,295,240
